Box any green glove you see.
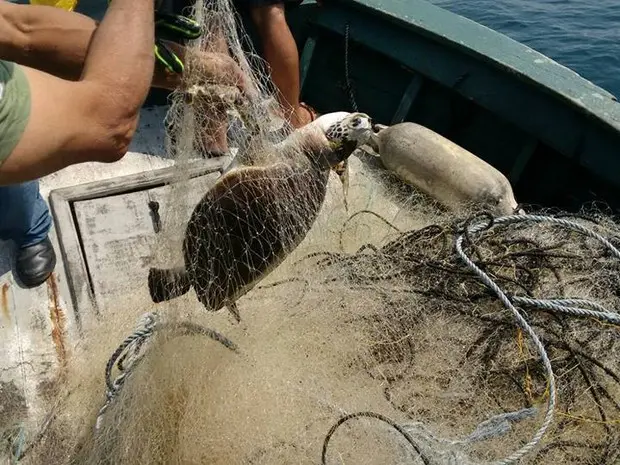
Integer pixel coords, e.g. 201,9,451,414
155,12,201,40
154,12,202,74
106,0,202,74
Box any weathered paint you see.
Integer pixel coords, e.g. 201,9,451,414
47,274,68,371
69,173,218,314
1,283,9,322
0,109,179,462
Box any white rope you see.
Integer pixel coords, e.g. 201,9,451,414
455,213,620,465
95,312,159,432
511,296,620,325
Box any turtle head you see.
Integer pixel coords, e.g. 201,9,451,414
304,112,373,170
318,112,373,165
311,111,372,211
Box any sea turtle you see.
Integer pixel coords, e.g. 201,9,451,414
148,111,373,321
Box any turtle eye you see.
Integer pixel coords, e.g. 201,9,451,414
351,116,362,127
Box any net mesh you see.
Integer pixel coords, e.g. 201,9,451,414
4,1,620,464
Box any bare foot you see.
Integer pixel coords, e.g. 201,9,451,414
289,102,318,128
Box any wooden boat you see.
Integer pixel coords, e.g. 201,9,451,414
280,0,620,212
2,0,620,461
148,0,620,211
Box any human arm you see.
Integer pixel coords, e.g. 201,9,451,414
0,0,155,184
248,3,310,126
0,0,179,89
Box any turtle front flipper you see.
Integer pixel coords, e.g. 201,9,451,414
148,267,192,303
227,303,241,323
333,160,350,211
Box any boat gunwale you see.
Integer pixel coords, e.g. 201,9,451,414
303,0,620,134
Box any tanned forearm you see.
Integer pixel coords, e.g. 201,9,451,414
0,0,178,89
80,0,155,117
0,1,95,79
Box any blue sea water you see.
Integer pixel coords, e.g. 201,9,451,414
429,0,620,98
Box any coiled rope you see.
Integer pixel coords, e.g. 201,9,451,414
95,312,158,431
454,213,620,464
94,312,238,432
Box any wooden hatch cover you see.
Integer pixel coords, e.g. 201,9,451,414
49,157,228,330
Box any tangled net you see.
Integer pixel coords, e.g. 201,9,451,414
311,206,620,464
13,157,618,464
2,0,619,464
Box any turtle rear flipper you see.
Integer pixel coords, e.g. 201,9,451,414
227,303,241,323
148,267,192,303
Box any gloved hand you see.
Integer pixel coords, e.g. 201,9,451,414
154,12,201,74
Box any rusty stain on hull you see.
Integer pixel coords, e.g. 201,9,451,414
47,274,68,371
1,283,9,322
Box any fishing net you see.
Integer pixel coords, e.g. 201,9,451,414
4,0,620,464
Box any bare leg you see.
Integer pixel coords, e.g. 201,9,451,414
250,3,312,128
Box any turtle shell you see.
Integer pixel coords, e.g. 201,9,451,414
182,161,329,312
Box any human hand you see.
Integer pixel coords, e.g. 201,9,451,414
183,50,252,95
154,12,201,74
106,0,202,75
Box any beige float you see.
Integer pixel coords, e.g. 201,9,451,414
370,122,520,215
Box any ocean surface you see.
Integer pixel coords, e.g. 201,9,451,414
429,0,620,98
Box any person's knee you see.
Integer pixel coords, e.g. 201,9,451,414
250,2,286,33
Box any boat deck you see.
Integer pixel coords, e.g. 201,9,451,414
0,105,181,436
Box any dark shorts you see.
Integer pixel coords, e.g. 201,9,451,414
232,0,302,7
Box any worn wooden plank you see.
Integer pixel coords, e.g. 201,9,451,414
49,157,229,204
49,189,96,331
